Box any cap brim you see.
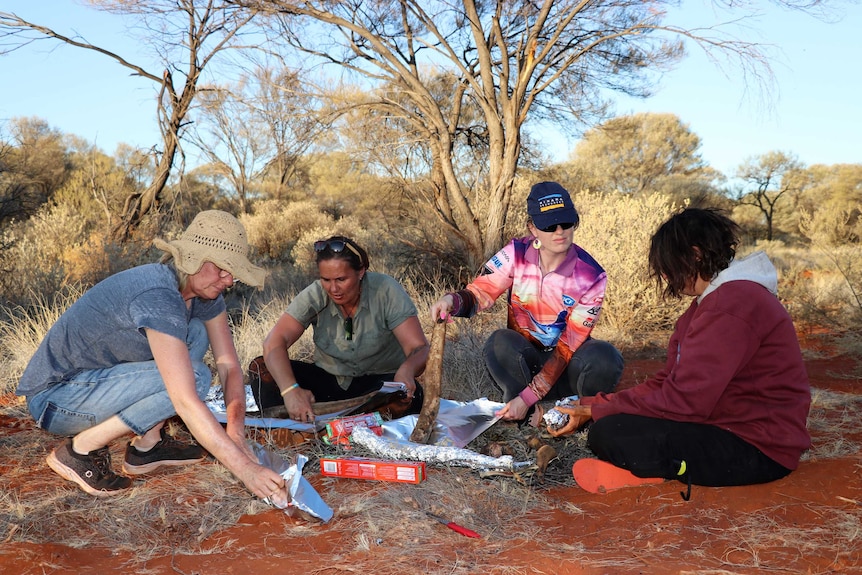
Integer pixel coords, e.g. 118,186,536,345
531,208,578,230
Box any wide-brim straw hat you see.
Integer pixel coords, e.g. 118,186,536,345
153,210,266,287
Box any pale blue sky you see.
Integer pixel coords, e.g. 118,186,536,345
1,0,860,178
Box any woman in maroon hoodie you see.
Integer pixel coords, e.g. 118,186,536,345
552,208,811,496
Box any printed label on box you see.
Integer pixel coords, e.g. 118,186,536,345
319,457,426,484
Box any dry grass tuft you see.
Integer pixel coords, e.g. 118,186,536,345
804,387,862,460
0,419,269,561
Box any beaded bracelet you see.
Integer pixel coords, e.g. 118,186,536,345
279,383,299,397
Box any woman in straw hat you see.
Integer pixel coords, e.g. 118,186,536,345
17,210,288,501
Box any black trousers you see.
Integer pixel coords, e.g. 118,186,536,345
483,329,624,402
252,360,423,414
587,414,792,487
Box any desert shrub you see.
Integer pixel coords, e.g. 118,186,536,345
0,204,87,306
0,224,65,308
796,203,862,334
241,199,336,261
0,286,84,403
0,201,148,307
573,191,687,341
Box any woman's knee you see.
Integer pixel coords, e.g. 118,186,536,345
586,416,617,457
573,339,624,396
482,329,535,399
483,329,526,359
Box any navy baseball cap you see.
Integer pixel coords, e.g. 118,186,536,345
526,182,580,230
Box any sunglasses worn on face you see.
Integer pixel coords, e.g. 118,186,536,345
538,222,576,233
343,317,353,341
314,239,363,260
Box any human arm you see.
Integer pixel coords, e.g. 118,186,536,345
430,241,520,323
262,312,317,422
390,315,429,399
146,329,287,500
205,311,255,460
590,304,742,422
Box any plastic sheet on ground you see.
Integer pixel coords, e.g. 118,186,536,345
252,443,333,523
210,386,531,471
206,385,510,446
381,397,504,448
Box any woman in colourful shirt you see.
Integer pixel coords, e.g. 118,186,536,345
430,181,624,422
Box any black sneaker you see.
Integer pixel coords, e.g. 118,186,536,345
46,439,132,497
122,427,206,475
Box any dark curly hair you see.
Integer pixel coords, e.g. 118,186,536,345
648,208,740,299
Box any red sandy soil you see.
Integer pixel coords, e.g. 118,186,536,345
2,339,860,575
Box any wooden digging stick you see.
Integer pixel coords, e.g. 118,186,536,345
409,319,447,444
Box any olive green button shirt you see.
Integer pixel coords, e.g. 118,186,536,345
285,272,417,390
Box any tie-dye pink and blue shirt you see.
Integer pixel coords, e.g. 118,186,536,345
462,237,607,404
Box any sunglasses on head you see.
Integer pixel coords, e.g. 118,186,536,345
314,239,363,259
537,222,576,233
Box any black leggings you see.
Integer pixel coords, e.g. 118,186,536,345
252,360,424,414
588,414,792,487
483,329,624,402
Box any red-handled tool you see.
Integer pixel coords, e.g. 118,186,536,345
425,512,481,538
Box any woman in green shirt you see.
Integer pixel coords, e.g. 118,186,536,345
257,236,429,422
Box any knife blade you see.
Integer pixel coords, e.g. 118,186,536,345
425,511,481,538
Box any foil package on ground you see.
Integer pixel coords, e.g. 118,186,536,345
253,443,334,523
542,395,580,431
350,425,529,471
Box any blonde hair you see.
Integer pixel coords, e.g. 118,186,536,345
159,253,189,291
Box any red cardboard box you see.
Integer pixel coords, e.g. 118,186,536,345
323,412,384,446
319,457,426,484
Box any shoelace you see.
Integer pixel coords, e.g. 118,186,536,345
154,431,196,453
90,447,114,477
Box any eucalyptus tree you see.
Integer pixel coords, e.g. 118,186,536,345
189,65,330,212
245,0,823,267
1,0,262,238
566,112,722,199
0,117,69,225
735,150,805,241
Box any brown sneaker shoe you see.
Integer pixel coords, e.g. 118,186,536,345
122,427,206,475
46,439,132,497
